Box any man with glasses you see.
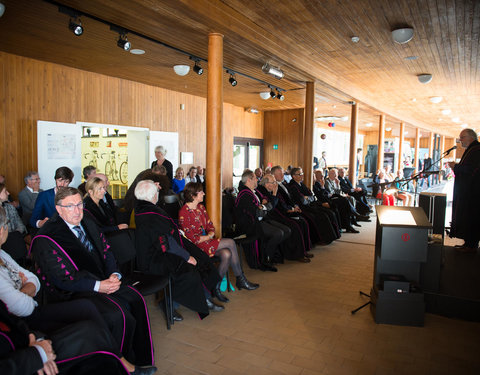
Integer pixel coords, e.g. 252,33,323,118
30,187,156,374
29,167,74,229
18,171,43,227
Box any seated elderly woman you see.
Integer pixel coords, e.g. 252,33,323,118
0,206,154,375
179,182,259,302
0,183,29,262
83,177,128,233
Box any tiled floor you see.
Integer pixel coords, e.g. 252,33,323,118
147,216,480,375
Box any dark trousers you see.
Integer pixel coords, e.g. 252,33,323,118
260,220,290,260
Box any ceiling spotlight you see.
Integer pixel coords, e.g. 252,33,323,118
452,117,460,123
351,36,360,43
429,96,443,104
193,61,203,75
173,65,190,76
117,34,131,51
229,73,237,86
245,107,259,114
386,127,392,131
392,27,414,44
461,124,468,128
417,74,432,84
365,122,373,127
69,19,83,36
259,92,270,100
441,109,451,115
270,88,277,99
262,63,284,79
277,90,285,101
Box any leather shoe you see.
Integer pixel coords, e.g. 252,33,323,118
131,365,157,375
356,214,371,221
173,310,183,321
206,298,224,312
236,274,259,290
305,253,314,258
214,283,229,303
352,221,361,227
260,262,278,272
297,257,311,263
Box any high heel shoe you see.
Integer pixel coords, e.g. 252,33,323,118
236,273,259,290
214,282,229,303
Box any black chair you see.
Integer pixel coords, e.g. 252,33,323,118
159,194,182,223
105,229,174,329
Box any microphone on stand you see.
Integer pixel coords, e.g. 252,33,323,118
443,145,457,155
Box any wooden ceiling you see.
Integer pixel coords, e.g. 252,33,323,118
1,0,478,137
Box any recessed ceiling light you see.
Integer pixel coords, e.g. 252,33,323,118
392,28,414,44
351,36,360,43
386,127,392,131
340,116,349,121
429,96,443,104
411,98,417,102
315,107,318,112
130,49,145,55
365,122,373,127
259,92,270,100
173,65,190,76
461,124,468,128
404,56,418,60
404,131,409,135
332,105,337,108
452,117,460,123
418,74,433,84
441,109,451,115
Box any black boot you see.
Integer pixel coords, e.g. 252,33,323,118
214,282,229,303
206,298,224,312
236,273,259,290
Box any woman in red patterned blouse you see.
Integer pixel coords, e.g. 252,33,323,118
179,182,258,302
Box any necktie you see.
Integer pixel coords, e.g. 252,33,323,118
73,225,95,252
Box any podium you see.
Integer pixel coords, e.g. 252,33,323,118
371,206,432,326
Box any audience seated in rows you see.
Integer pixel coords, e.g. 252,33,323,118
78,165,97,196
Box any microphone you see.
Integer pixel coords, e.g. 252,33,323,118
443,145,457,155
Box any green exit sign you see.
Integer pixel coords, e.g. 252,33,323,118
273,144,278,150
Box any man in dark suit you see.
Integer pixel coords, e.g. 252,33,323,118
18,171,43,226
337,167,371,215
29,166,74,229
31,187,156,374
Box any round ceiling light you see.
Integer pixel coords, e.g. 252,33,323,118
417,74,432,84
441,109,451,115
365,122,373,127
461,124,468,128
351,36,360,43
130,49,145,55
452,117,460,123
386,127,392,131
173,65,190,76
392,28,414,44
259,92,270,100
429,96,443,104
0,3,5,18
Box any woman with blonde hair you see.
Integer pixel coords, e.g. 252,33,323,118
172,167,186,194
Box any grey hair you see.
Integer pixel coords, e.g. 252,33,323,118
135,180,158,203
0,206,6,228
154,145,167,155
462,128,478,140
24,171,39,184
241,169,255,184
259,174,274,186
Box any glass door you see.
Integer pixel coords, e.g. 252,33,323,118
233,137,263,188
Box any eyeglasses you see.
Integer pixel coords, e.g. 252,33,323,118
57,202,84,211
294,173,304,176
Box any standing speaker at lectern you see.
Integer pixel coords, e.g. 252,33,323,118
448,128,480,253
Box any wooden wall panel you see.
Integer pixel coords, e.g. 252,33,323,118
0,52,260,196
264,109,305,169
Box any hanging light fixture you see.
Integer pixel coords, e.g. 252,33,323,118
269,87,277,99
192,61,203,75
262,63,284,79
69,18,83,36
228,71,237,86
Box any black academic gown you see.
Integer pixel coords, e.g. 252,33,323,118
256,185,309,260
288,180,340,243
450,140,480,243
313,181,354,230
0,301,127,375
134,199,210,317
30,213,154,366
83,195,119,234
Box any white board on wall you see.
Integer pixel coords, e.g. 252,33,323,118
37,121,82,190
149,131,179,171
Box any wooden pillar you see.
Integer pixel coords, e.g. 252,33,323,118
397,122,405,171
348,102,359,186
206,32,223,236
377,114,385,171
428,132,434,158
303,81,315,188
414,128,420,171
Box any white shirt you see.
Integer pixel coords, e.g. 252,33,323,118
0,250,40,317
